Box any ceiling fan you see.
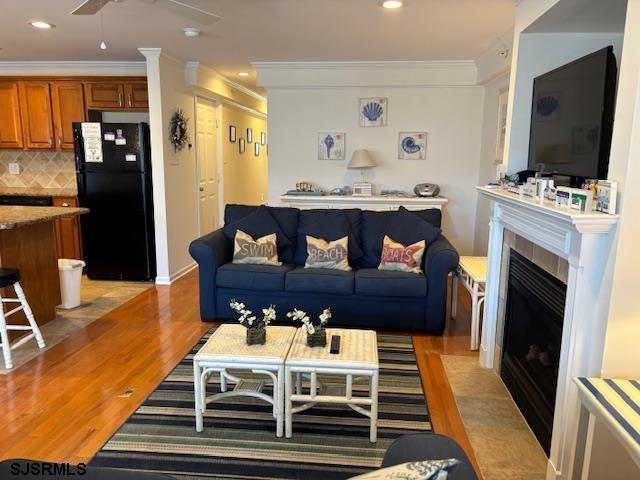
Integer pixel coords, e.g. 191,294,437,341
71,0,221,25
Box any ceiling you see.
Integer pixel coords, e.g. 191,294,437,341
525,0,627,33
0,0,516,93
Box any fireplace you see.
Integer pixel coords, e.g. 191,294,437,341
501,250,567,455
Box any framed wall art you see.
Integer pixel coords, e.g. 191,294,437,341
398,132,427,160
229,125,236,143
254,142,260,156
247,128,253,143
318,132,345,160
359,97,387,127
260,132,267,145
239,138,246,154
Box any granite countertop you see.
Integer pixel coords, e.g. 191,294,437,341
0,187,78,198
0,206,88,230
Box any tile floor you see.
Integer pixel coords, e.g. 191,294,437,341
0,276,152,374
441,355,548,480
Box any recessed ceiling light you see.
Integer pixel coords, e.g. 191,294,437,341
238,72,250,77
30,21,54,29
380,0,405,9
183,27,200,37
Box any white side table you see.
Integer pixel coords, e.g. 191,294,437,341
193,324,296,437
284,328,379,442
451,256,487,350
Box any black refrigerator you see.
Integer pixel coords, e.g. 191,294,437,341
73,122,156,281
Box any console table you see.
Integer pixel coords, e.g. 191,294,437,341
279,194,448,211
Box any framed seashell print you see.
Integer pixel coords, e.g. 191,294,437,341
359,97,387,127
318,132,345,160
398,132,427,160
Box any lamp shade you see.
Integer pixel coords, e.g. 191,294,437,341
347,149,378,169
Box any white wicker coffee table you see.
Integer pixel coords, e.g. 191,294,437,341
284,328,379,442
193,324,296,437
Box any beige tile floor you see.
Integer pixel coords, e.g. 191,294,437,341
0,276,152,374
441,355,548,480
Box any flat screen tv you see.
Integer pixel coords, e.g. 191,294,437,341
528,46,617,180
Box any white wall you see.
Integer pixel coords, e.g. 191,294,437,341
261,63,484,255
474,73,510,254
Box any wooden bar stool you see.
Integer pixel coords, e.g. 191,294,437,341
0,268,45,369
451,256,487,351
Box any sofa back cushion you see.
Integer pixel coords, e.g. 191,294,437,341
223,204,299,264
358,207,442,268
294,209,364,266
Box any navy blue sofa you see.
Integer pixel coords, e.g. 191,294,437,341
189,204,459,333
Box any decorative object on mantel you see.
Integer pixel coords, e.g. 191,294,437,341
229,125,236,143
329,185,352,196
359,97,387,127
287,307,331,347
285,182,324,196
595,180,617,214
229,299,276,345
348,149,378,196
318,132,345,160
414,183,441,197
398,132,427,160
169,108,190,152
239,138,246,154
555,186,593,212
247,128,253,143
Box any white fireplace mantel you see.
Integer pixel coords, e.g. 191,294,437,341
477,186,619,480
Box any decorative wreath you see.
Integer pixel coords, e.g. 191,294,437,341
169,108,190,152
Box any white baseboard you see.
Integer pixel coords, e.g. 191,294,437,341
155,262,197,285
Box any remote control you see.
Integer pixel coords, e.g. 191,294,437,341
330,335,341,354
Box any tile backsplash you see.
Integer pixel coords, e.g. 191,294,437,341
0,150,77,189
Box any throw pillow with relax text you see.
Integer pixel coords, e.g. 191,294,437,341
233,230,281,266
378,235,426,274
305,235,350,271
350,459,459,480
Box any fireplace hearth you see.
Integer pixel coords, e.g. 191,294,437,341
501,250,567,455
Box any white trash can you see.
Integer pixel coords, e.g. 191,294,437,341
58,259,86,309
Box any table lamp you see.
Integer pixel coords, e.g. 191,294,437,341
348,149,378,196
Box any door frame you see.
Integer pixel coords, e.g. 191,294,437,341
194,95,224,234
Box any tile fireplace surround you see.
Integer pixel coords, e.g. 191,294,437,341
477,187,619,480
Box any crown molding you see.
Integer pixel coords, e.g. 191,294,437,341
251,60,476,71
186,61,266,103
253,60,478,88
0,60,146,76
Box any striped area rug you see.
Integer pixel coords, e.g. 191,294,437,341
91,328,431,479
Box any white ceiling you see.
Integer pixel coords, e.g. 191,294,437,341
0,0,516,92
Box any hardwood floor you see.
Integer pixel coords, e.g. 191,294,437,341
0,270,481,478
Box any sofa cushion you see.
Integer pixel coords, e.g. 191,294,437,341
223,205,293,262
403,206,442,229
355,268,427,297
224,204,299,263
385,207,441,246
358,208,441,268
217,263,295,292
294,209,364,266
285,267,354,295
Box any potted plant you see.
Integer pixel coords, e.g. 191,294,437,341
229,299,276,345
287,307,331,347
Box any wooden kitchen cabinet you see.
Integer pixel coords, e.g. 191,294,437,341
53,197,83,260
19,81,55,149
84,82,125,109
0,82,23,149
51,82,86,150
124,82,149,109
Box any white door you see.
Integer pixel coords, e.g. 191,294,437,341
196,98,219,235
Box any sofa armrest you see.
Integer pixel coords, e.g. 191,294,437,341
189,228,232,320
423,235,459,333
